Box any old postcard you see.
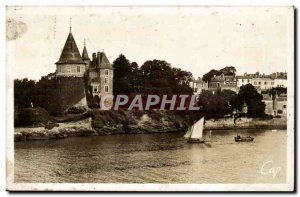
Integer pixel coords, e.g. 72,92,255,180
6,6,294,191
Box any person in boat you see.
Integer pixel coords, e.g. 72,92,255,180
236,135,241,139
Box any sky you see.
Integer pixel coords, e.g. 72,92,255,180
6,6,294,80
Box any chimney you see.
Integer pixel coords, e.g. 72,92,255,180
97,52,101,66
92,53,96,61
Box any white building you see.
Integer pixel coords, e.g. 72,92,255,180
274,77,287,88
236,76,252,87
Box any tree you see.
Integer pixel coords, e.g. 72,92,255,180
202,69,221,82
130,62,143,93
198,89,237,119
14,78,37,109
112,54,133,94
140,60,193,94
233,84,266,117
113,54,131,78
219,66,236,75
202,66,237,82
268,87,287,98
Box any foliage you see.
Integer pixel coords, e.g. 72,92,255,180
67,106,87,114
219,66,236,75
112,54,133,94
202,69,221,83
268,87,287,97
15,107,50,127
202,66,236,82
113,55,193,95
198,89,237,119
14,73,86,115
232,84,266,117
14,78,37,109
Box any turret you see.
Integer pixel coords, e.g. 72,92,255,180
55,28,86,77
81,40,90,69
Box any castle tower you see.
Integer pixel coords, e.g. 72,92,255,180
53,26,87,114
56,30,87,77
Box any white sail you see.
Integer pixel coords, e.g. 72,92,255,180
190,117,204,139
184,126,193,139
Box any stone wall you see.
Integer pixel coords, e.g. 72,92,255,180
51,76,87,114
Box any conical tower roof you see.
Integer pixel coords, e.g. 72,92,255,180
82,43,90,61
56,32,85,64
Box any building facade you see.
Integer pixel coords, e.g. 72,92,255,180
262,93,287,116
236,72,287,90
88,52,114,97
236,76,252,87
252,77,275,90
191,77,208,95
208,74,238,93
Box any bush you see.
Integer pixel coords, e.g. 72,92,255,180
257,114,273,120
67,106,87,114
16,107,51,127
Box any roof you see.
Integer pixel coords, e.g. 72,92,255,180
236,75,252,79
275,76,287,79
82,45,90,61
56,32,85,64
252,77,274,81
92,52,112,69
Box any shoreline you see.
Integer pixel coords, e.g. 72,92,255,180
14,117,287,141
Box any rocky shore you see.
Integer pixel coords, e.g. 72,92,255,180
14,111,287,141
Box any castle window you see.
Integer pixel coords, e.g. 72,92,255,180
66,65,71,73
264,82,267,85
105,69,109,75
90,71,97,78
77,66,80,73
104,85,109,93
104,77,108,84
72,66,76,73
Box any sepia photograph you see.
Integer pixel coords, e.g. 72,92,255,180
6,6,294,191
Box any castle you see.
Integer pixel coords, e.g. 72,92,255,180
54,26,113,113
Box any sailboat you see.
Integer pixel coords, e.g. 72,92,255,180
184,117,205,143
